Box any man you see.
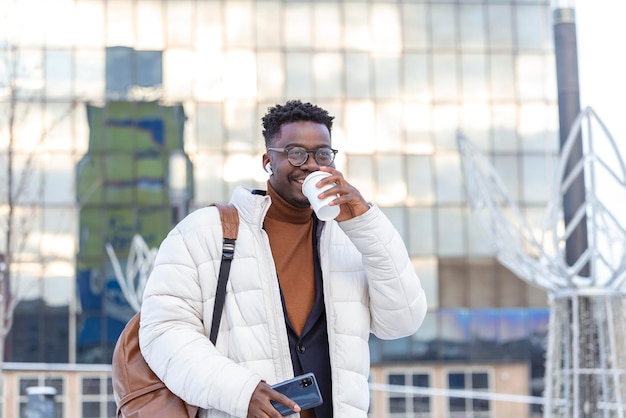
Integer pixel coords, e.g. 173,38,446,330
139,100,427,417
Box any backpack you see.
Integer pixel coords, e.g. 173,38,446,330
112,204,239,418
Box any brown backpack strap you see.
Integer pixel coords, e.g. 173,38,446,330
208,203,239,344
212,203,239,240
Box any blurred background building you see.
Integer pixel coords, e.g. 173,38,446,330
0,0,561,417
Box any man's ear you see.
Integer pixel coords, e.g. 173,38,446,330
262,155,272,175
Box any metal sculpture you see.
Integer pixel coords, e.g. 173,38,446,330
457,106,626,417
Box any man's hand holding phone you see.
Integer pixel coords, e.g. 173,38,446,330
247,373,323,417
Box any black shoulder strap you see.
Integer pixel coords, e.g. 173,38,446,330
209,204,239,344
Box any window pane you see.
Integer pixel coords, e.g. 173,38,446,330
437,208,466,256
407,156,434,205
435,154,463,204
409,208,435,256
460,5,486,50
461,55,488,101
516,5,551,51
313,53,342,99
257,52,285,100
377,155,405,205
432,54,458,101
431,5,456,49
225,1,254,47
389,396,407,413
487,5,513,49
106,0,134,46
45,50,73,98
286,52,313,98
388,374,405,386
166,1,194,46
284,3,312,48
402,4,428,49
75,1,106,47
346,155,375,200
82,377,101,395
403,54,429,101
472,372,489,389
413,374,429,387
256,2,281,47
345,53,371,99
75,50,105,101
136,0,164,49
374,54,399,99
314,3,341,49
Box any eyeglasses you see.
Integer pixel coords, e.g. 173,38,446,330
267,146,338,167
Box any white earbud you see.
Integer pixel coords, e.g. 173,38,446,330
265,163,273,175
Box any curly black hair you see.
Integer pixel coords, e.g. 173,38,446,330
261,100,334,147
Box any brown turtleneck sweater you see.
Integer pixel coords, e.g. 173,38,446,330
264,183,317,418
264,182,316,337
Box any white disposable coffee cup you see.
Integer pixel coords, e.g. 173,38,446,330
302,171,340,221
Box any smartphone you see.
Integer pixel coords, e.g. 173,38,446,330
270,372,323,416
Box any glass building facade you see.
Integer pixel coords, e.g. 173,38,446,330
0,0,556,416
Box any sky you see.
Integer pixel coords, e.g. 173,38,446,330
576,0,626,154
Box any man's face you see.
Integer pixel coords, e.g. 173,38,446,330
265,121,334,208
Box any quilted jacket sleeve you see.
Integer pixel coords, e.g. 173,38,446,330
338,204,427,339
138,208,262,417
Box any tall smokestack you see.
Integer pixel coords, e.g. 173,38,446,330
553,6,589,277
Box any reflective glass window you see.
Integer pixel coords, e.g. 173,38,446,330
491,104,519,151
402,4,429,50
285,3,313,48
437,208,466,256
469,309,499,360
407,155,434,205
314,3,341,50
377,155,406,205
344,101,375,153
432,54,458,101
75,1,106,47
404,104,433,154
435,153,464,204
343,3,370,50
433,105,459,151
136,1,165,49
459,5,487,51
345,53,371,99
196,104,225,151
225,1,254,48
431,5,456,50
516,4,552,51
490,54,516,100
163,49,193,100
487,5,513,50
45,49,73,98
403,53,430,102
313,52,342,99
375,103,402,151
374,54,400,99
346,154,375,200
75,50,105,101
197,2,224,49
440,310,470,360
286,52,313,98
461,55,489,101
371,3,401,53
257,52,285,100
106,0,135,46
166,1,194,47
409,208,436,256
256,2,281,47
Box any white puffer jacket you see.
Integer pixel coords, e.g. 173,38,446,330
139,186,427,418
